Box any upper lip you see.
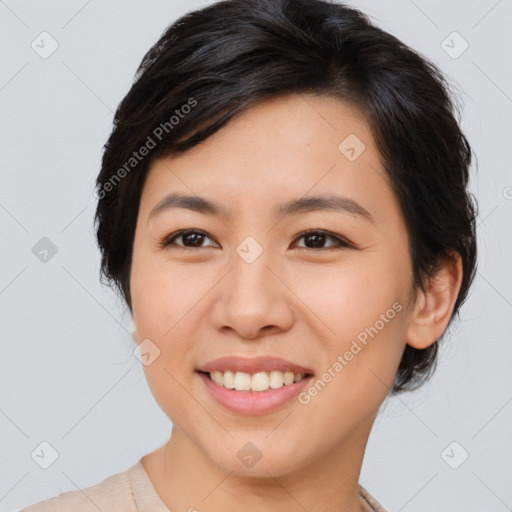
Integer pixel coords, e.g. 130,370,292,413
198,356,314,375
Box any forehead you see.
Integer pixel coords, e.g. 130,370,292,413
140,93,398,228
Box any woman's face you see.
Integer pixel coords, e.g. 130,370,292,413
130,93,416,477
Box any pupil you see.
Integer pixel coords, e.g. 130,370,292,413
307,233,324,248
182,233,328,248
185,233,202,246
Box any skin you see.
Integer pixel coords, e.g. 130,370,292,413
129,93,463,512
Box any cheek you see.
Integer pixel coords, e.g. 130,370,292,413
130,250,199,339
288,254,411,387
140,360,207,439
132,267,198,425
130,257,199,413
290,255,407,334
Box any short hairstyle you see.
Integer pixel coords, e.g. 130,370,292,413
94,0,478,394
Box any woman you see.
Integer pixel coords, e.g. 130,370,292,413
22,0,477,510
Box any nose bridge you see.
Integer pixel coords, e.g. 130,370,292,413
230,234,275,303
211,234,294,338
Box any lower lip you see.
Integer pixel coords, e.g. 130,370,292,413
198,372,312,415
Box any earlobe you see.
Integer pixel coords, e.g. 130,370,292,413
131,319,139,344
406,251,463,350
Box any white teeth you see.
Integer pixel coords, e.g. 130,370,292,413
213,370,223,386
208,370,306,392
283,371,295,385
251,372,270,391
269,370,284,389
234,371,251,391
223,370,235,389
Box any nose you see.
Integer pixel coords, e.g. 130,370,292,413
210,245,295,340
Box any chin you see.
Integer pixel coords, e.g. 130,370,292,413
203,437,310,479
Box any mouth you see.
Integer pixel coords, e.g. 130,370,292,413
196,356,314,414
198,369,311,392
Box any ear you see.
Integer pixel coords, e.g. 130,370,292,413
131,318,139,345
406,250,463,350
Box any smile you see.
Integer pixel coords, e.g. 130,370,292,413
197,356,314,414
207,370,307,392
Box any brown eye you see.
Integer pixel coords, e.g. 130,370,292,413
160,228,351,251
160,229,218,249
292,230,350,250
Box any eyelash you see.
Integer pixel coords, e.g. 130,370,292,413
159,228,352,251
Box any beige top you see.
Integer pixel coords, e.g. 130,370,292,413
20,459,388,512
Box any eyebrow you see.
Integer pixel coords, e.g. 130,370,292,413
148,192,375,224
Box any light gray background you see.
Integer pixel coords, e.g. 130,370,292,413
1,1,511,511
